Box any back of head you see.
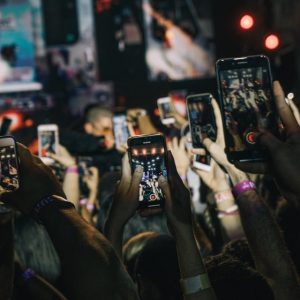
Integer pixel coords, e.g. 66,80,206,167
123,231,160,279
84,104,112,125
205,255,274,300
135,234,182,300
276,200,300,274
222,238,255,269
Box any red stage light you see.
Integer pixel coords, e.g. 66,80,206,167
240,15,254,30
265,34,280,50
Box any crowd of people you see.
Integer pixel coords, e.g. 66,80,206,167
1,65,300,300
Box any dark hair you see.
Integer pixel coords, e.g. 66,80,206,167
135,234,182,300
205,255,274,300
222,238,255,269
276,200,300,274
123,231,160,280
14,214,60,283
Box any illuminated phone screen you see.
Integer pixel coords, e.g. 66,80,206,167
113,115,129,148
219,66,277,153
39,131,56,157
130,142,167,208
187,94,216,148
0,145,19,193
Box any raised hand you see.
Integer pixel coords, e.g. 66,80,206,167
49,145,76,168
1,144,65,214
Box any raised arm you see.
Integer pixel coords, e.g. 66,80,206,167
159,151,217,300
2,144,138,300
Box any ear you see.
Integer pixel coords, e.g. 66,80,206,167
84,122,93,134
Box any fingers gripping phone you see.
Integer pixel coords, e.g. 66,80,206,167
216,55,280,162
0,136,19,194
157,97,175,125
128,133,167,209
186,93,217,149
113,113,130,149
38,124,59,165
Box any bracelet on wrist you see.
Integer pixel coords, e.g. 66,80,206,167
180,273,211,295
232,180,256,199
31,195,75,224
22,268,36,282
217,205,239,219
66,166,78,174
214,189,233,204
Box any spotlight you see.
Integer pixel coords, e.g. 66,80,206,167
264,34,280,50
240,14,254,30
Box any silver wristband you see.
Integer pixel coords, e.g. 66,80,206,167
180,273,211,295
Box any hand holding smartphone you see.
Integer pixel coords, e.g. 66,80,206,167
0,136,19,194
113,113,130,150
38,124,59,165
157,97,175,125
216,55,280,162
128,133,167,209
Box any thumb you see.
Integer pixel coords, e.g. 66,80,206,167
128,165,143,198
158,175,172,207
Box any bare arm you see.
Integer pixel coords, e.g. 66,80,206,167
237,189,300,300
63,168,80,209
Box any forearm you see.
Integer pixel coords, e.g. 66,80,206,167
237,190,300,298
174,226,216,300
214,190,243,240
0,212,14,300
63,173,80,209
41,206,137,300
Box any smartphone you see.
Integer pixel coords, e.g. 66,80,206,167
128,133,167,209
113,113,129,149
216,55,279,162
38,124,59,165
186,93,217,148
0,136,19,193
193,154,211,172
157,97,175,125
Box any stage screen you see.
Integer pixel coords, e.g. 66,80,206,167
0,0,35,83
143,0,215,81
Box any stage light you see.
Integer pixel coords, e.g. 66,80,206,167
265,34,280,50
240,15,254,30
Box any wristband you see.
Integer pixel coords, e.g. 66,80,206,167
22,268,36,282
232,180,256,198
31,195,75,224
66,166,78,174
214,190,233,204
180,273,211,295
217,205,239,218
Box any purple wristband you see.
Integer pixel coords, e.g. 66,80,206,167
22,268,36,282
66,166,78,174
232,180,256,198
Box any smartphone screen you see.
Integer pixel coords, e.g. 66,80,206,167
128,134,167,209
0,137,19,193
40,130,56,157
187,93,217,148
113,114,129,149
157,98,175,124
217,55,279,162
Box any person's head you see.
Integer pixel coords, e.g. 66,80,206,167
123,231,160,279
135,234,182,300
14,214,61,283
84,105,114,148
205,255,274,300
221,238,255,269
276,200,300,274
